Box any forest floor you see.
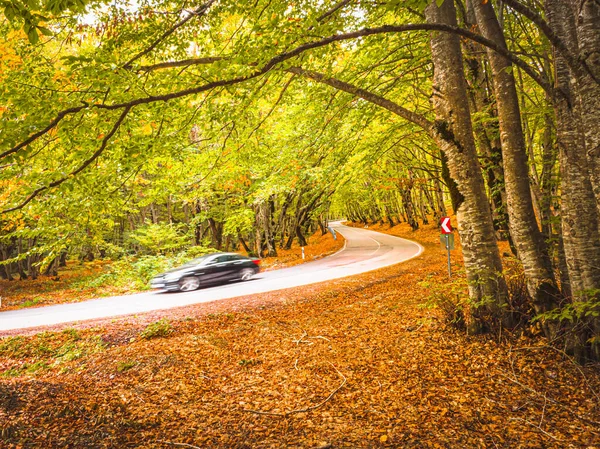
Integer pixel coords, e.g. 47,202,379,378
1,221,599,448
0,230,343,311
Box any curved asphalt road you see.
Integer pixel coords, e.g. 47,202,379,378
0,222,423,332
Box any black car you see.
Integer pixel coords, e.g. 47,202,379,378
150,252,261,292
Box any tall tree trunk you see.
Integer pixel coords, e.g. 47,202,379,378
208,218,223,250
472,0,560,325
0,245,14,281
546,0,600,361
425,0,510,332
571,0,600,215
433,176,447,219
462,4,510,241
439,150,463,214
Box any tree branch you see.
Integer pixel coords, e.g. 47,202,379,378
288,66,435,132
133,23,556,97
500,0,599,84
2,106,131,213
139,57,223,72
0,104,87,160
315,0,353,24
122,0,215,69
2,22,556,166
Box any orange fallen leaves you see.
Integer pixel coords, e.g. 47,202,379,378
0,222,598,448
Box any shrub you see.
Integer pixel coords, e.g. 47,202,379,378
140,319,172,339
117,360,137,372
419,273,468,330
78,247,215,290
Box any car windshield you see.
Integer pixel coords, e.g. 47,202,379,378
179,255,215,268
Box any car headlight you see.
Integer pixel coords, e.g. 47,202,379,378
164,273,182,281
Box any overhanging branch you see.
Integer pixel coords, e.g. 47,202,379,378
123,0,215,69
500,0,599,84
287,66,435,132
2,22,556,167
135,23,556,97
2,106,132,213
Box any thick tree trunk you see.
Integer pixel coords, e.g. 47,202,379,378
472,0,560,325
571,0,600,215
59,251,68,268
439,150,463,214
426,0,510,332
546,0,600,361
462,4,510,241
208,218,223,250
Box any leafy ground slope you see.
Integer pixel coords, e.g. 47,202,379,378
0,222,599,448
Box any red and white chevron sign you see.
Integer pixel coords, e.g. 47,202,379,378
440,216,453,234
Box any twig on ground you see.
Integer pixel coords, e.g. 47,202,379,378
293,330,309,345
509,418,567,444
514,344,600,406
499,371,600,426
308,335,331,342
292,330,330,345
243,362,347,417
539,393,547,428
157,440,202,449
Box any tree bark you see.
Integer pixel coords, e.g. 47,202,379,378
571,0,600,215
472,0,560,324
546,0,600,360
425,0,510,331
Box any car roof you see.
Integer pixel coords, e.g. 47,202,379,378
207,252,247,258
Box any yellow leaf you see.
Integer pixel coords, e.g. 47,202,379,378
141,123,153,135
380,435,388,443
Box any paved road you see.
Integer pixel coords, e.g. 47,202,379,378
0,223,423,332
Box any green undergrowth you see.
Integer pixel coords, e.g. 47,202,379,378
140,319,173,339
0,328,106,377
76,246,216,291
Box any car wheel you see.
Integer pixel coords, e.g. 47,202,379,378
179,276,201,292
239,268,254,281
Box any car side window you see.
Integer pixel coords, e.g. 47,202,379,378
214,255,230,264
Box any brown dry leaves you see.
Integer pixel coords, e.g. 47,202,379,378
258,231,344,271
0,222,599,448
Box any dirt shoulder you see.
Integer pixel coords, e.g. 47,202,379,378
0,222,598,448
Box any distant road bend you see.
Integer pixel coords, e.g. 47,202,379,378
0,222,423,332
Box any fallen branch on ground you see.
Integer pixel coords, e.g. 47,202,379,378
156,440,202,449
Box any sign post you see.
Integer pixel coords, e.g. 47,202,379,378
440,216,453,278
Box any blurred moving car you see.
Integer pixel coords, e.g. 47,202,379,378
150,252,261,292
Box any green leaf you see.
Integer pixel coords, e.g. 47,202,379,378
27,27,39,44
37,25,53,36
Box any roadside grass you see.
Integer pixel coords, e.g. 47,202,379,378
0,328,106,378
140,319,172,339
0,221,598,448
